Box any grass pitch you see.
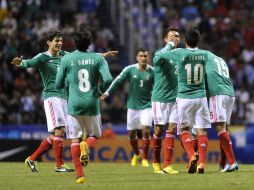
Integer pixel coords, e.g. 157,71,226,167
0,162,253,190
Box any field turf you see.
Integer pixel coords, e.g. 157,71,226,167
0,163,253,190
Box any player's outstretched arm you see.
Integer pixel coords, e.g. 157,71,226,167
11,56,23,66
101,51,118,57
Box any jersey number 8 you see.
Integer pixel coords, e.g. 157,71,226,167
78,69,90,92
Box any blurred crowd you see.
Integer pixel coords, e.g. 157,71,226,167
1,0,254,126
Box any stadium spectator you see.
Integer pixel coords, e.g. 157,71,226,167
1,0,254,127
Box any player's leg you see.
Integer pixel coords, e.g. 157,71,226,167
152,102,167,173
177,98,198,173
162,102,179,174
195,97,211,174
129,130,140,166
25,97,60,172
140,108,152,167
79,115,101,166
210,95,237,172
25,134,53,172
127,109,141,166
66,116,85,183
162,122,178,174
216,123,237,172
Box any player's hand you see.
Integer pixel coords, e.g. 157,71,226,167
11,56,23,66
100,93,109,100
102,51,118,57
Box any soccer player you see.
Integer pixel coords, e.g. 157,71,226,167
100,47,154,167
55,29,113,183
11,31,117,173
173,28,211,174
205,53,238,172
11,31,74,173
151,28,180,174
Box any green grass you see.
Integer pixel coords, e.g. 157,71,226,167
0,162,253,190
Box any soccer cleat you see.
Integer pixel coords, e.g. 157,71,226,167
76,176,85,184
152,163,161,174
220,162,238,172
25,157,39,172
80,141,89,167
131,154,140,166
161,165,179,174
197,163,205,174
187,153,199,174
141,159,149,167
55,164,75,172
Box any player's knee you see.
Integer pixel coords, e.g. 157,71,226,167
54,127,65,136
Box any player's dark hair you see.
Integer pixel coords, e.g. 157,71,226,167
74,30,92,51
163,27,180,38
184,27,200,48
136,47,148,55
46,31,63,42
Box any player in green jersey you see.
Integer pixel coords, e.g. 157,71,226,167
11,31,75,173
11,31,116,174
151,28,180,174
55,29,113,184
172,28,211,174
100,47,154,167
205,53,238,172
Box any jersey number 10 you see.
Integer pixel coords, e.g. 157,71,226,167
185,63,204,85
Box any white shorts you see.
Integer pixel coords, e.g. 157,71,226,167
65,114,83,139
176,97,211,129
44,97,67,132
127,108,152,130
209,95,235,124
74,115,102,138
152,101,178,125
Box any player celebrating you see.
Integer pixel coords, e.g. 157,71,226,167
173,28,211,174
11,31,116,173
206,53,238,172
151,28,180,174
55,29,113,183
11,31,74,173
100,47,154,167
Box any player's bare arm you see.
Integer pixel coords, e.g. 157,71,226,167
100,93,109,101
11,56,23,66
101,51,118,57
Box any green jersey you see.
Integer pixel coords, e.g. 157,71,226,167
206,53,235,97
152,44,178,102
173,48,210,99
55,50,113,116
20,50,67,100
106,64,154,110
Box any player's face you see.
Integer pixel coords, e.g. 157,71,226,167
136,51,149,66
164,31,180,46
47,37,63,53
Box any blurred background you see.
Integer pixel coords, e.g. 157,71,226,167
0,0,254,163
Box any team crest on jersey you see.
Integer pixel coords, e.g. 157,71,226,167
133,75,137,78
49,60,53,63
